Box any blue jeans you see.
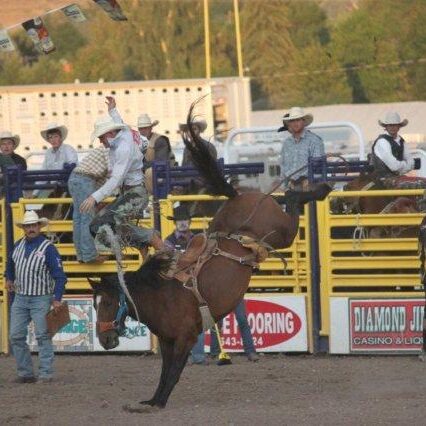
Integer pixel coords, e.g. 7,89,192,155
9,294,54,379
191,300,256,362
68,172,98,262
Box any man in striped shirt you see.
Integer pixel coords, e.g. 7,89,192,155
5,210,67,383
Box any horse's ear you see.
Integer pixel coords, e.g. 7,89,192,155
87,278,101,289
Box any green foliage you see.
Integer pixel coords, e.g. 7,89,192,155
0,0,425,109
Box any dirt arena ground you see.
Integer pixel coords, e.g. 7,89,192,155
1,353,425,425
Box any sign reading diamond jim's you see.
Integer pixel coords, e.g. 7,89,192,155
349,299,424,352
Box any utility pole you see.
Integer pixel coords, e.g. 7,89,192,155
233,0,244,77
203,0,211,79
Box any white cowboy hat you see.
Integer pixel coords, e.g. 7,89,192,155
15,210,49,228
137,113,159,128
378,111,408,127
90,115,127,142
40,122,68,142
0,131,20,148
282,107,313,127
179,119,208,133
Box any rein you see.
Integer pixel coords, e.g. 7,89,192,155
96,290,129,336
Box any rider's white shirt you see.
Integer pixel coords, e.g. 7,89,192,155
91,108,144,203
374,133,414,175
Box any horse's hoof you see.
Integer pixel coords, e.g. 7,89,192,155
139,399,155,406
123,403,160,413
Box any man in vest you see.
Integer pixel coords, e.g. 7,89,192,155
138,114,175,194
5,211,67,383
371,111,421,177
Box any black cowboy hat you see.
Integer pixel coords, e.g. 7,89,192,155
166,205,193,221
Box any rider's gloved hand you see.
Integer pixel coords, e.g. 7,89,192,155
414,158,421,170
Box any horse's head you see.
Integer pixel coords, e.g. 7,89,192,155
88,277,125,350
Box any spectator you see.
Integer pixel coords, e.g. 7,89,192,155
68,147,109,264
80,97,165,253
164,204,194,251
5,210,67,383
137,113,175,194
371,111,421,178
40,123,78,170
0,131,27,170
279,107,324,191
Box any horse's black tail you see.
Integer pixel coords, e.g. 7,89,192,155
182,98,238,199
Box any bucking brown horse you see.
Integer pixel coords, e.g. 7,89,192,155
89,104,331,410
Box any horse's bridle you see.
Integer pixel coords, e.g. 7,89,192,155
96,290,129,336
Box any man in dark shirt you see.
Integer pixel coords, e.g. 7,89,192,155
164,205,194,251
0,131,27,170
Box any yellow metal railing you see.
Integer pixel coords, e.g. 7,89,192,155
317,189,424,338
0,199,9,353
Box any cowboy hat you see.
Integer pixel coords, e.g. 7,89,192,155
0,131,20,148
179,119,208,133
378,111,408,127
282,107,313,127
90,115,127,142
15,210,49,228
166,205,192,221
137,113,159,128
41,122,68,142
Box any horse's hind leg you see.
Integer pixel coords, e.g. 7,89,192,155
154,340,192,408
140,338,173,406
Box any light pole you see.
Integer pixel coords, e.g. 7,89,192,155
203,0,211,79
233,0,244,78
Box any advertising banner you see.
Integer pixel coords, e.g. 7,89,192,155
206,295,308,352
349,299,424,352
62,4,87,23
22,17,56,54
0,30,15,52
29,296,151,352
93,0,128,21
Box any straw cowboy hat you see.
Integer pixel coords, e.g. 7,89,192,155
282,107,313,127
0,131,20,148
179,119,208,133
41,122,68,142
137,113,159,128
166,205,192,221
378,111,408,128
16,210,49,228
90,115,127,142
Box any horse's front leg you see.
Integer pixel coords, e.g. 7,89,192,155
154,339,192,408
139,338,173,406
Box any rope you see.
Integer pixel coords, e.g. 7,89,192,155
103,224,141,326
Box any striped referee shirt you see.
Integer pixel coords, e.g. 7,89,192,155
5,235,67,301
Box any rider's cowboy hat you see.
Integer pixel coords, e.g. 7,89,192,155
0,131,20,148
41,123,68,142
282,107,313,127
15,210,49,228
378,111,408,128
137,113,159,128
166,205,193,221
179,119,208,133
91,115,127,142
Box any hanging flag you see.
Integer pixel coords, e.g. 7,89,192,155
22,17,56,54
62,4,87,23
0,30,15,52
93,0,128,21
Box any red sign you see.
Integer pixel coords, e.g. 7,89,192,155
206,299,303,351
350,299,424,352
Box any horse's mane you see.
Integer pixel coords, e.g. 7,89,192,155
182,99,238,199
